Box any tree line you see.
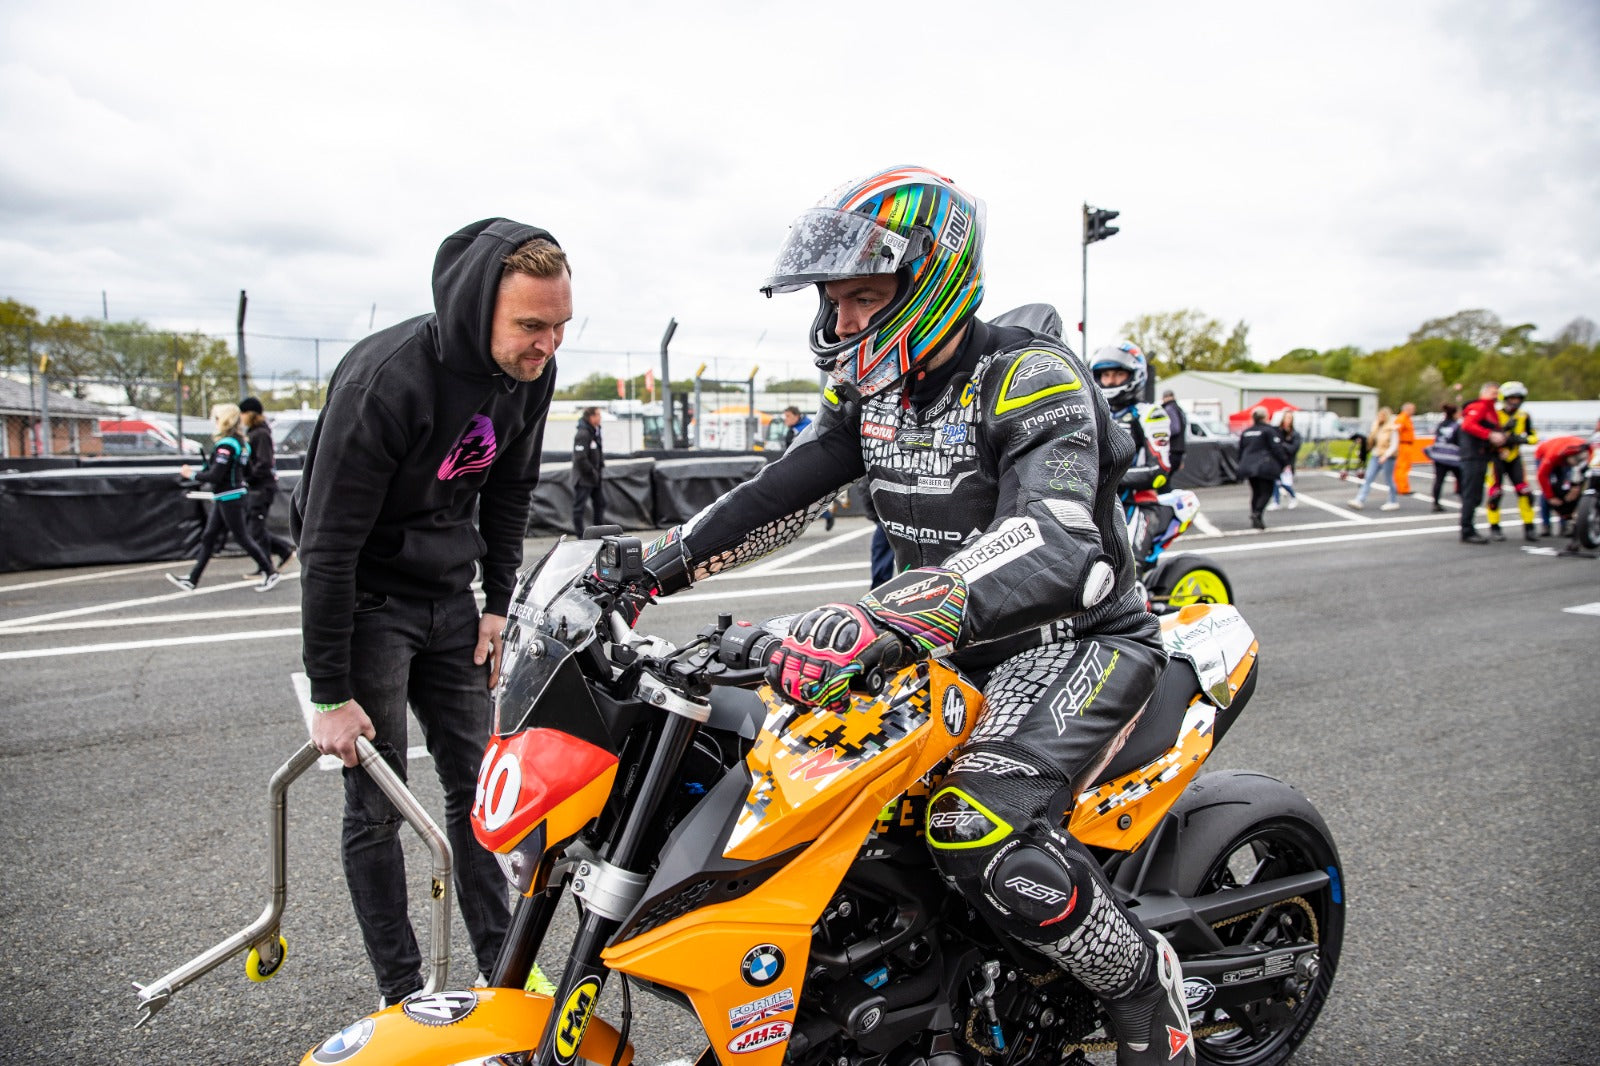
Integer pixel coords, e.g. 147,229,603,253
1123,307,1600,408
7,295,1594,416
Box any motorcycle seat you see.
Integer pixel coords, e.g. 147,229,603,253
1083,659,1202,791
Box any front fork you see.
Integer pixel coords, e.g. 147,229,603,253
532,696,705,1066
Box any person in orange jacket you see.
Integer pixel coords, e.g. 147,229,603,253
1392,401,1416,496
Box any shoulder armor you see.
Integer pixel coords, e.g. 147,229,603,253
987,345,1088,418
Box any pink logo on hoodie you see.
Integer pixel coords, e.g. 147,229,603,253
438,414,497,480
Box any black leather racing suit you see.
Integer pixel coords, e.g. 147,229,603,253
646,317,1169,999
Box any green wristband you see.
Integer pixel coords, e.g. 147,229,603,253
312,700,349,713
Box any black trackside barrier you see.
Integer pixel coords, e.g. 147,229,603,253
649,455,767,526
527,458,657,535
1170,438,1240,489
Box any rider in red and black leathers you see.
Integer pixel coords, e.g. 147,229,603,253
642,167,1191,1065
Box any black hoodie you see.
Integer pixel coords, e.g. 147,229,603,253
293,218,560,705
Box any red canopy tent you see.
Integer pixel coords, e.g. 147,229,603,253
1227,396,1299,432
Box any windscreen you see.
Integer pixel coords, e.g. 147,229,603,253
494,540,605,736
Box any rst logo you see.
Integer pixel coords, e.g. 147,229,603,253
727,1020,793,1054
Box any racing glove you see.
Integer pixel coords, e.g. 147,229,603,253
766,603,910,712
766,568,970,711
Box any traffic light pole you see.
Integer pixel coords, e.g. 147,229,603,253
1080,202,1120,359
1081,226,1089,357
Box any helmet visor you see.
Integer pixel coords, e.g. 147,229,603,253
761,209,926,294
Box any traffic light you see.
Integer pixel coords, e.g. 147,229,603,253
1083,204,1120,244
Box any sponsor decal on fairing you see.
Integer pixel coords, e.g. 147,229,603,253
727,1020,794,1054
400,990,478,1026
741,944,785,986
311,1018,375,1063
941,686,967,736
1183,976,1216,1010
729,987,796,1029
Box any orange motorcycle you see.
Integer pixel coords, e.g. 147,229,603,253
300,534,1343,1066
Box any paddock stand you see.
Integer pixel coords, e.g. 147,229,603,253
132,737,454,1027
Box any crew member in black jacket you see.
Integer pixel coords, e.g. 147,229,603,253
570,405,606,536
1237,407,1290,530
237,396,296,572
293,219,570,1004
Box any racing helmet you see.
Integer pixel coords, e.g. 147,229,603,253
760,165,986,401
1089,342,1147,410
1498,380,1528,402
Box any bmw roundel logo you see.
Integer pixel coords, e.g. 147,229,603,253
741,944,785,986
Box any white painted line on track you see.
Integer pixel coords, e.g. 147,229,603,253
0,571,300,630
0,561,179,593
730,560,872,579
1295,488,1372,523
0,605,302,636
1562,602,1600,617
1189,523,1461,555
0,626,302,662
291,672,430,770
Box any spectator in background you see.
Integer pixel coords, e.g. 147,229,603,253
1160,389,1187,476
1348,407,1400,511
238,396,296,575
1392,401,1417,496
571,406,606,537
1424,402,1462,512
166,403,280,592
1456,382,1507,543
1534,435,1589,539
1237,407,1290,530
1268,409,1301,510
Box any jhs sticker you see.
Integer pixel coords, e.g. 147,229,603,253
727,1020,793,1054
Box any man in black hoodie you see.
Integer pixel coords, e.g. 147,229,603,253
293,218,570,1004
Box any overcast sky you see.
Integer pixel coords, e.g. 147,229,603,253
2,0,1596,390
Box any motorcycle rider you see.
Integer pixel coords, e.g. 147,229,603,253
640,166,1193,1064
1089,343,1175,562
1485,380,1540,542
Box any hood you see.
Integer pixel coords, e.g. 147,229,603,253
431,218,561,381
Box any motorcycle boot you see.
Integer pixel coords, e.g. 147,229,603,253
1101,931,1195,1065
1489,524,1506,542
1524,523,1538,543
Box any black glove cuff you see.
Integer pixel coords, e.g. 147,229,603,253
641,527,692,596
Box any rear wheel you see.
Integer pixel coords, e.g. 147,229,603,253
1152,556,1233,609
1576,493,1599,550
1177,818,1342,1066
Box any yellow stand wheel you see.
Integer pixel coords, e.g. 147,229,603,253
245,935,288,982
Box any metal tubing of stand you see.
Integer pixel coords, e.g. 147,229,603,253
133,738,455,1027
353,736,455,994
133,742,321,1027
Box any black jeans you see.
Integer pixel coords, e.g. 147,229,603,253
343,588,511,999
245,482,296,562
571,480,605,536
1458,457,1488,534
187,497,273,584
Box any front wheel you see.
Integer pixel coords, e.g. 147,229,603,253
1151,555,1233,610
1575,492,1599,550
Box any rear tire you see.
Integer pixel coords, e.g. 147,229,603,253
1151,555,1234,610
1576,493,1599,550
1159,773,1343,1066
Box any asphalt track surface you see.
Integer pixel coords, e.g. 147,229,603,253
2,469,1597,1065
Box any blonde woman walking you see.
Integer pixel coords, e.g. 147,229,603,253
166,403,280,591
1348,407,1401,510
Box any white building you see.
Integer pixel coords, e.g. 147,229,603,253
1157,371,1379,437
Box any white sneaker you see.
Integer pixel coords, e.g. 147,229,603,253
1347,499,1364,510
1266,501,1280,511
1380,502,1400,511
256,572,281,592
165,574,196,592
1286,497,1298,509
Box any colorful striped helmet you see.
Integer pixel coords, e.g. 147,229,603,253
761,166,985,400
